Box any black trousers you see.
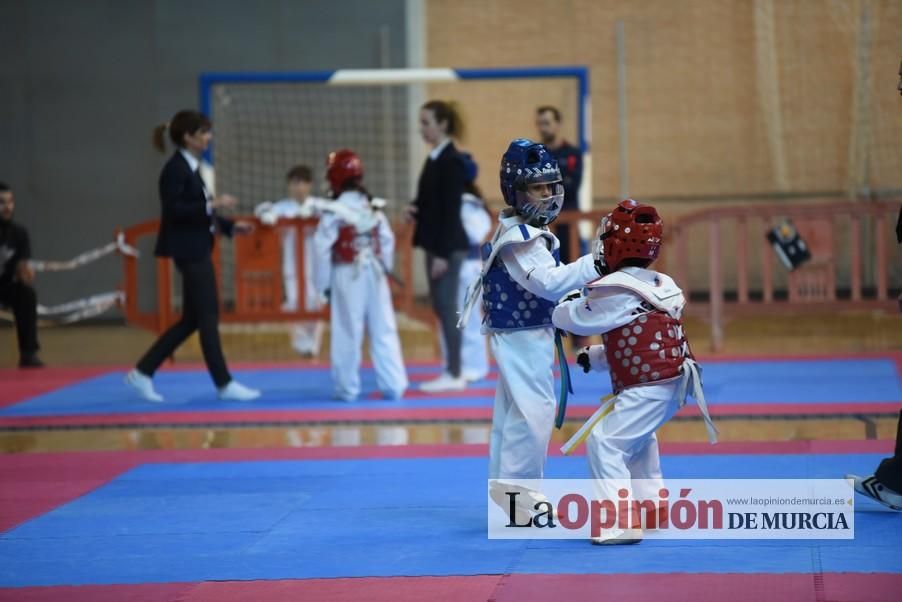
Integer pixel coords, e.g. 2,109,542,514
136,257,231,387
0,280,40,355
875,409,902,492
427,251,466,378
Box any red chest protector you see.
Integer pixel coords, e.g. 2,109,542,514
602,310,692,393
332,224,380,264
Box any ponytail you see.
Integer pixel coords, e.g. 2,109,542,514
464,181,484,201
152,123,168,153
422,99,465,141
339,178,372,202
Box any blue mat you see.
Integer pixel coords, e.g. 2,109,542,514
1,452,900,586
1,358,900,418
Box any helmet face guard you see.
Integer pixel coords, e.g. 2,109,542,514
499,138,565,226
513,172,565,226
592,214,612,275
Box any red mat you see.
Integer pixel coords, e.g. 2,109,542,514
493,573,902,602
3,572,900,602
0,367,110,409
2,399,899,430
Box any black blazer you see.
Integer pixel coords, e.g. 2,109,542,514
153,151,234,263
412,142,469,258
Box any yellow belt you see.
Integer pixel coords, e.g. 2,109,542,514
560,393,617,455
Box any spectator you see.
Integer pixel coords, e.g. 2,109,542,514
408,100,470,393
535,105,583,263
254,165,328,357
0,182,43,368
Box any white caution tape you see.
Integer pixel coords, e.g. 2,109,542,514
0,291,125,325
3,234,134,325
29,233,139,272
36,291,125,316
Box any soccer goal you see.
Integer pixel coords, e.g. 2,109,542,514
198,66,591,219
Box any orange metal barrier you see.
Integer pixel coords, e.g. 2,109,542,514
663,200,899,350
119,217,417,333
551,202,898,351
121,201,898,351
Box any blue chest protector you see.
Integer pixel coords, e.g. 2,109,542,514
481,224,560,331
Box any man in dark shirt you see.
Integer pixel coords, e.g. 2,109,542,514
535,106,583,264
0,182,42,368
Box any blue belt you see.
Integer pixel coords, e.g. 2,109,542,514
554,329,574,429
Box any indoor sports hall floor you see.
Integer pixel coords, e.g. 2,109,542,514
1,353,901,601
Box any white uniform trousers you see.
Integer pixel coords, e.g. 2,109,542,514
459,258,489,378
586,381,681,502
282,225,325,356
329,262,408,401
488,327,556,480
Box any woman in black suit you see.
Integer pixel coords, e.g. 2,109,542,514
409,100,470,393
126,110,260,402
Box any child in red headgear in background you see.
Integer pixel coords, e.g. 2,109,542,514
312,149,408,402
552,199,718,545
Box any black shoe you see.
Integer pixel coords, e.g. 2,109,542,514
18,354,44,369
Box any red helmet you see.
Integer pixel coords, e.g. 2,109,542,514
595,199,663,273
326,149,364,194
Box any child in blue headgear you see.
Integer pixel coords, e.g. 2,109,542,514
459,138,599,518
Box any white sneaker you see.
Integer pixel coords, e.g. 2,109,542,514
847,474,902,511
125,369,164,402
489,481,558,524
461,369,489,382
218,380,261,401
419,373,467,393
591,528,644,546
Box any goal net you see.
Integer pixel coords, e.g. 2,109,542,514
201,67,590,219
180,67,590,359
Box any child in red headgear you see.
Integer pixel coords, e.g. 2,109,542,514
312,149,407,401
552,199,717,545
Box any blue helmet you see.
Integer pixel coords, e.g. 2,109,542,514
499,138,565,226
459,152,479,183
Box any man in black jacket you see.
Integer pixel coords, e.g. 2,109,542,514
0,182,43,368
